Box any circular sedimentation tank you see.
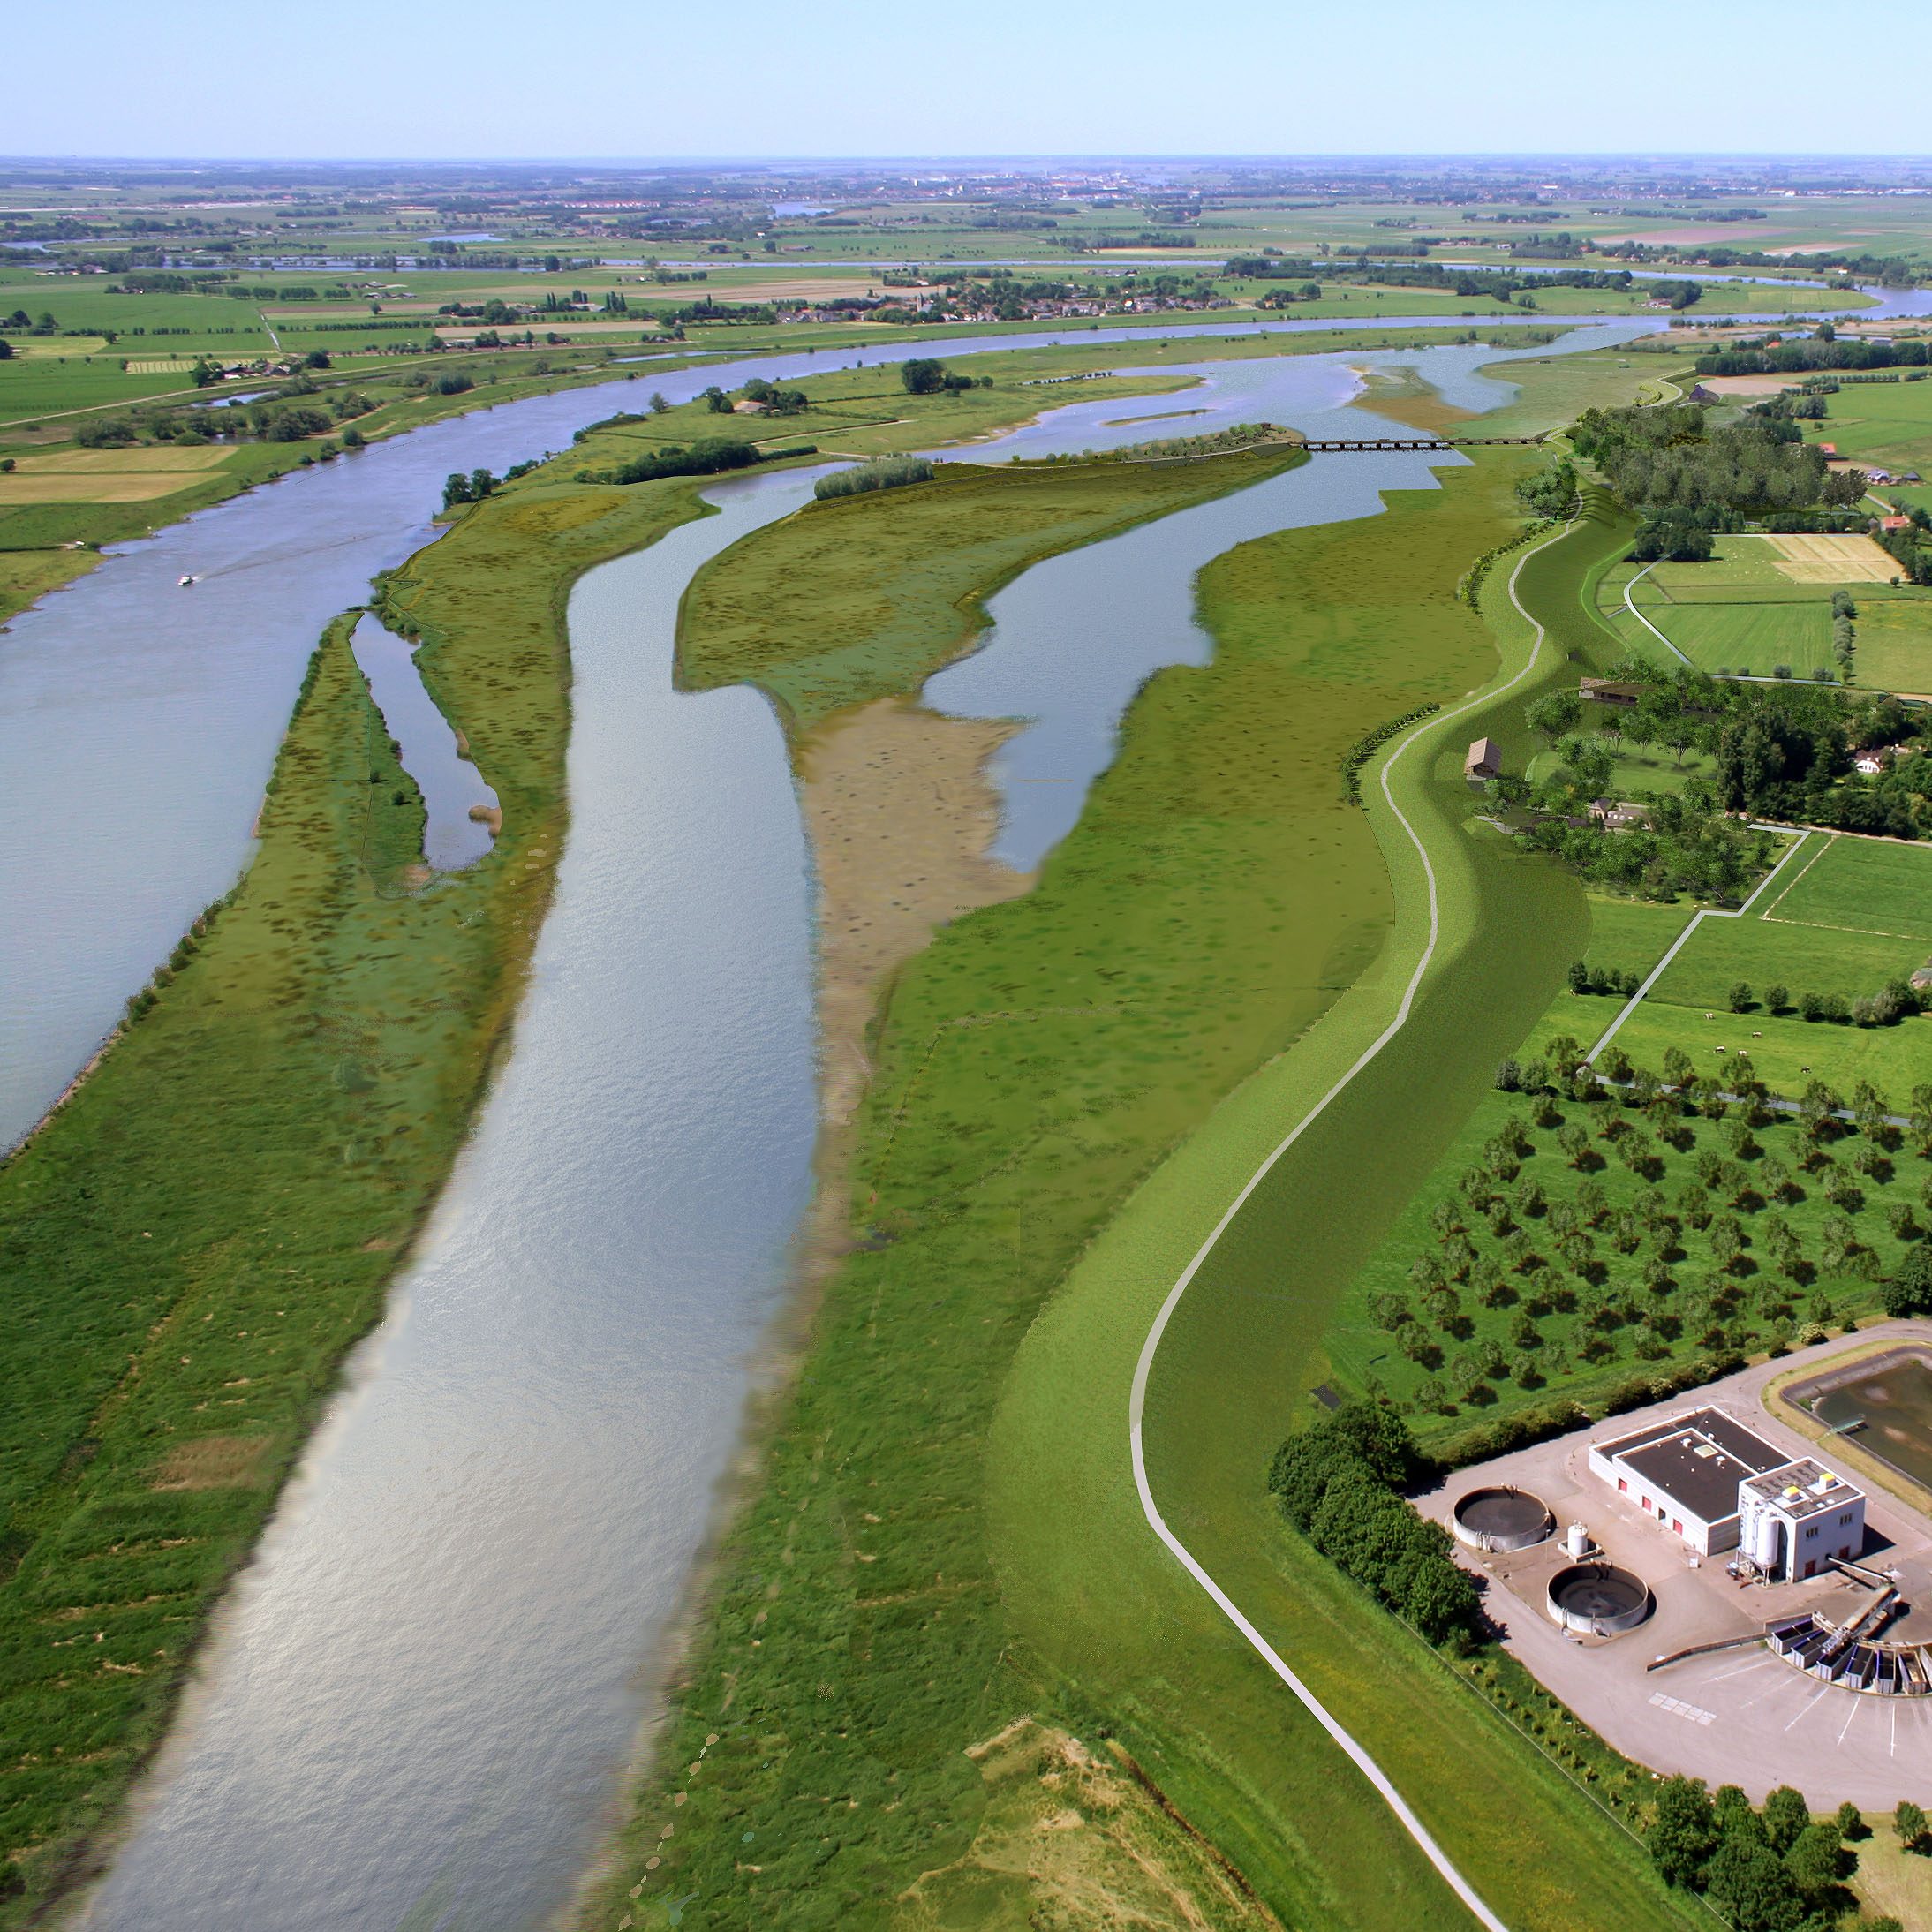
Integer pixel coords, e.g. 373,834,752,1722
1547,1562,1652,1636
1452,1485,1555,1553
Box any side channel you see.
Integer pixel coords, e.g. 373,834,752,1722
79,468,829,1932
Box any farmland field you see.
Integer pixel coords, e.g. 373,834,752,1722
1766,828,1932,941
1611,533,1932,683
0,471,229,503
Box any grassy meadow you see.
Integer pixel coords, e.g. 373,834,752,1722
0,469,715,1921
676,443,1307,727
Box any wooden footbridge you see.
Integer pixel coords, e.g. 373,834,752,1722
1295,433,1549,452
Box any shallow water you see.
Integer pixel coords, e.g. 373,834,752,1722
350,614,499,871
924,328,1645,870
79,468,827,1932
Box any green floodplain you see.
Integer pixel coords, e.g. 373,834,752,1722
7,314,1929,1930
584,405,1719,1928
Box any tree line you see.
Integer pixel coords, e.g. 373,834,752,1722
1266,1404,1483,1647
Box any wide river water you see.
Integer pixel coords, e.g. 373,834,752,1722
43,318,1654,1925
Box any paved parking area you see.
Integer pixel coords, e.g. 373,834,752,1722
1416,1324,1932,1804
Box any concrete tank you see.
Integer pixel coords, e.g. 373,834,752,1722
1452,1485,1555,1553
1547,1562,1653,1636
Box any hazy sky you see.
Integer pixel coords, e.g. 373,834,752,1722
9,0,1926,161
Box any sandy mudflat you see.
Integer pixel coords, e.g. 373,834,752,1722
796,697,1033,1136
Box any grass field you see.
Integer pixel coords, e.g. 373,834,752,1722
587,444,1704,1928
1846,1824,1932,1925
1604,534,1932,684
0,470,715,1924
1522,832,1932,1110
1768,829,1932,942
1797,372,1932,515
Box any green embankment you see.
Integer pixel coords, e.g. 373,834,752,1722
1000,478,1698,1932
0,474,709,1920
590,452,1697,1928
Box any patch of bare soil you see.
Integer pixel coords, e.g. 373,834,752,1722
797,698,1032,1138
149,1435,271,1491
896,1716,1283,1931
1348,368,1480,437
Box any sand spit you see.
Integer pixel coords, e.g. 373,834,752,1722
797,695,1033,1136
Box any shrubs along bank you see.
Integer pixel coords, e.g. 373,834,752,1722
811,454,933,500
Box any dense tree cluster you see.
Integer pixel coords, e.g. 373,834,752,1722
1516,669,1932,843
1571,404,1861,522
1224,254,1661,307
1514,456,1578,518
595,438,777,487
1266,1406,1482,1647
1646,1777,1869,1932
1695,335,1932,379
1523,785,1774,897
901,358,985,396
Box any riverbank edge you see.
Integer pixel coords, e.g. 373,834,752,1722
9,480,728,1926
0,350,734,632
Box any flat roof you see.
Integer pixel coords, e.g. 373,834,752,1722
1595,1407,1792,1526
1742,1458,1863,1523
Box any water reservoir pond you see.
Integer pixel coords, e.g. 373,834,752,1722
1796,1348,1932,1495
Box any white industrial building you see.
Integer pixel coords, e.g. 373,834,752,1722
1739,1460,1867,1583
1587,1407,1864,1574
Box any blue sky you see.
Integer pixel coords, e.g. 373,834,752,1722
8,0,1926,161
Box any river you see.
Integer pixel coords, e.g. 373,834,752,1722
0,309,1694,1150
30,315,1640,1924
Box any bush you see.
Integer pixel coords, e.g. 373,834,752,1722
812,455,935,501
1883,1246,1932,1318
